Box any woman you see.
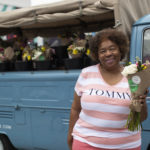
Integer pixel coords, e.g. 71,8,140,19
67,28,148,150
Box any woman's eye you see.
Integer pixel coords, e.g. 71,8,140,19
99,50,106,54
109,47,116,51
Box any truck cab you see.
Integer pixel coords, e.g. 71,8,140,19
130,14,150,150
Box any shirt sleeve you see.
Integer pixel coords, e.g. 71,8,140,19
74,69,85,96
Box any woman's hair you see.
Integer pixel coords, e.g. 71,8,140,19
89,28,129,61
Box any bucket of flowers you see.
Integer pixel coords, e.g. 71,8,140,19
32,45,55,70
0,47,15,71
63,44,85,69
0,47,8,71
15,45,33,71
67,44,85,59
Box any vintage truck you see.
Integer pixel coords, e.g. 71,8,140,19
0,0,149,150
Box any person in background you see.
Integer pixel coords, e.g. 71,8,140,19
67,28,148,150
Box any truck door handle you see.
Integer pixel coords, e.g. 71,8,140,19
14,104,20,110
40,109,46,113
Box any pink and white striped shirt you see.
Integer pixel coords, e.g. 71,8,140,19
72,64,141,149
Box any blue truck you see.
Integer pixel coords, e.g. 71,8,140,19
0,14,149,150
0,0,150,150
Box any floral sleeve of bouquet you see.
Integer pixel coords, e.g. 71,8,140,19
121,57,150,131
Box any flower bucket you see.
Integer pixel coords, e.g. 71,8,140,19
68,53,82,59
0,62,9,72
33,60,51,70
8,61,15,71
15,61,33,71
52,46,69,68
52,46,68,59
83,56,97,67
64,58,84,69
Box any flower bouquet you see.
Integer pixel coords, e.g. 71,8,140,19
32,45,55,70
67,44,85,59
121,58,150,131
22,45,32,62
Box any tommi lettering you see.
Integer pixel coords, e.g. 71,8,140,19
88,88,130,100
116,92,125,99
96,90,104,96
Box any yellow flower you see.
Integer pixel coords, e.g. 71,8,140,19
72,49,78,54
86,49,90,55
20,46,24,50
67,48,72,51
141,64,144,67
67,45,74,51
23,52,27,59
27,55,31,61
129,62,131,65
143,66,147,70
41,46,46,52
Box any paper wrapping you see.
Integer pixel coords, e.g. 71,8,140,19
127,65,150,112
127,65,150,99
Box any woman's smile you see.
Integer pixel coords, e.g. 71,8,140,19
105,57,115,64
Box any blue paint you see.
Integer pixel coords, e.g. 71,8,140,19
130,14,150,150
0,70,80,150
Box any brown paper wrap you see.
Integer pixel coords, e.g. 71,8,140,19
128,65,150,98
127,65,150,112
123,64,150,131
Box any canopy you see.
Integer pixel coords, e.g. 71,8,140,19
0,0,149,37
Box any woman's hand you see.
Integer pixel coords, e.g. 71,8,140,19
130,90,148,112
67,135,73,150
130,90,148,122
67,92,81,150
130,95,147,112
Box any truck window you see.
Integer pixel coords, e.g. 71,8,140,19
143,29,150,63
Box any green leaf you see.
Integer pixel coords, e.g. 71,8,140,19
128,79,139,93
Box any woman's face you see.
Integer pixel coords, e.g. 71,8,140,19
98,39,121,71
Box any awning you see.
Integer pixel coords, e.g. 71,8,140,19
0,0,149,37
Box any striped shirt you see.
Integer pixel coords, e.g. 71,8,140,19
72,64,141,149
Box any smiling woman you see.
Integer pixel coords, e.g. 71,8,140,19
67,28,148,150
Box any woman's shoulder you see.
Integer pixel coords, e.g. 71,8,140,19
81,64,99,74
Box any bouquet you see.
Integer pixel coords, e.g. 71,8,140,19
32,46,55,61
121,58,150,131
22,45,32,61
67,44,85,59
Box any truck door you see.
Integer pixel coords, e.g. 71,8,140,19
141,27,150,150
130,24,150,150
27,73,77,150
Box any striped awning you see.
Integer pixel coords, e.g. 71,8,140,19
0,4,16,12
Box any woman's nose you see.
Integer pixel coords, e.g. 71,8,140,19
105,50,112,56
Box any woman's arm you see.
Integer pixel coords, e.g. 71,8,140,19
67,92,81,150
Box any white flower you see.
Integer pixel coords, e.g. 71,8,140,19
32,51,42,60
121,64,138,77
75,47,84,51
